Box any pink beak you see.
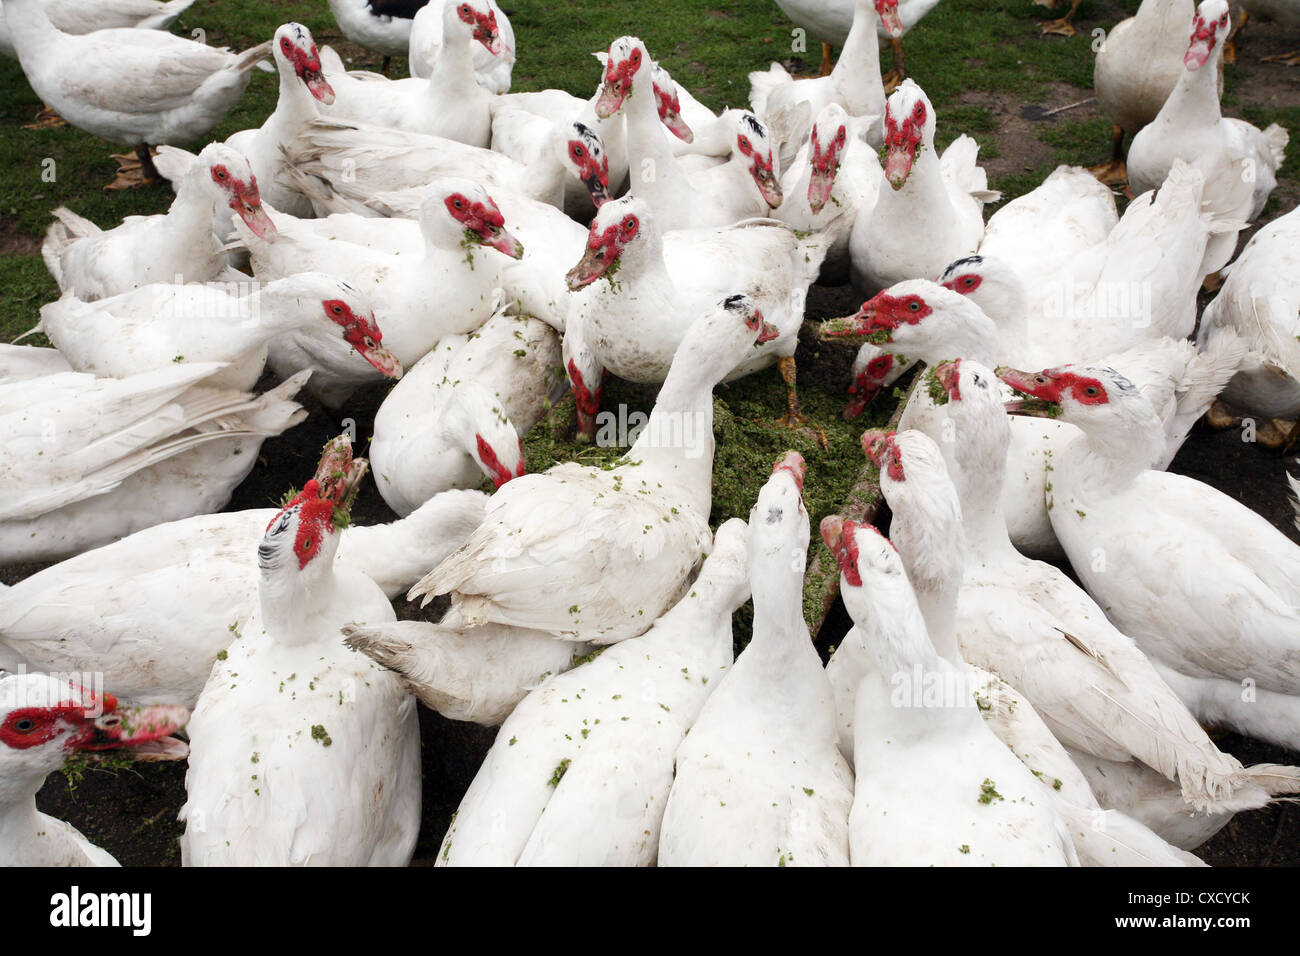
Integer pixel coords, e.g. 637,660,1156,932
752,164,783,208
595,84,626,119
884,143,916,190
880,7,905,37
662,109,694,143
305,71,335,105
486,227,525,259
773,450,807,490
808,167,835,213
1184,40,1212,69
361,344,403,379
238,201,277,241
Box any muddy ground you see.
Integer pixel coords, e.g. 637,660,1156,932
14,1,1300,866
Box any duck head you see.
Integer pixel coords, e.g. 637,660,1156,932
444,385,526,488
425,177,524,259
565,194,652,290
563,334,606,442
823,280,992,363
821,514,901,598
195,142,276,241
808,104,851,214
734,112,783,208
938,255,1029,331
0,672,188,802
446,0,510,57
874,0,905,38
747,452,810,598
308,277,402,377
649,61,695,143
929,358,1011,483
261,436,365,577
559,121,612,208
274,22,333,105
881,80,935,190
595,37,648,118
1185,0,1230,71
844,348,898,421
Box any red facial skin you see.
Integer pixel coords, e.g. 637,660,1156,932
654,82,694,143
271,478,339,569
845,353,895,420
211,164,277,241
1185,7,1228,69
737,128,782,207
743,305,781,344
772,450,807,491
998,368,1111,410
883,99,926,190
820,515,863,587
595,47,643,117
808,122,847,213
825,291,933,342
941,272,983,296
876,0,905,37
280,33,334,105
569,137,611,207
476,433,524,488
935,359,963,403
566,213,639,289
322,299,403,378
0,687,184,755
861,428,904,481
445,192,524,259
567,357,605,439
457,2,506,56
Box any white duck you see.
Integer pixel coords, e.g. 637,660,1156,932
0,360,309,565
1127,0,1288,275
5,0,270,187
824,278,1243,558
858,428,1205,866
774,102,882,283
0,0,194,60
563,196,828,439
910,359,1299,814
1000,363,1300,752
36,273,400,392
42,143,274,301
659,456,853,867
1197,204,1300,446
749,0,894,158
0,673,188,866
599,38,781,231
407,295,779,644
283,110,605,214
770,0,930,83
153,22,337,226
848,80,997,297
1092,0,1199,183
180,439,421,866
409,0,513,92
237,181,521,380
0,464,485,709
821,517,1078,866
322,0,507,146
431,518,749,865
327,0,429,59
371,307,560,516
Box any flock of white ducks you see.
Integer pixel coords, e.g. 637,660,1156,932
1,0,1299,867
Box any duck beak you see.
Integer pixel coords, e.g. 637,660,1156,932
752,163,783,208
485,226,524,259
595,82,626,119
236,200,277,241
661,108,694,143
808,166,835,213
884,141,917,190
880,6,905,37
820,307,891,343
773,450,807,490
998,366,1062,418
1184,39,1212,70
361,343,403,379
566,246,613,290
78,703,190,761
303,69,335,105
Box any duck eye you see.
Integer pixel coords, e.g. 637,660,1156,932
1085,386,1098,396
300,537,312,550
14,718,36,733
908,301,920,311
332,304,343,315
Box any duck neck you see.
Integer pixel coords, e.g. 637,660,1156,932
1068,412,1163,497
880,143,955,230
268,62,320,137
429,17,480,97
258,541,341,647
171,176,227,248
748,552,811,661
892,499,966,664
833,0,884,87
623,69,691,201
1162,54,1222,133
647,553,746,659
947,415,1019,558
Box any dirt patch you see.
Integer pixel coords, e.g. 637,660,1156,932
0,217,42,256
